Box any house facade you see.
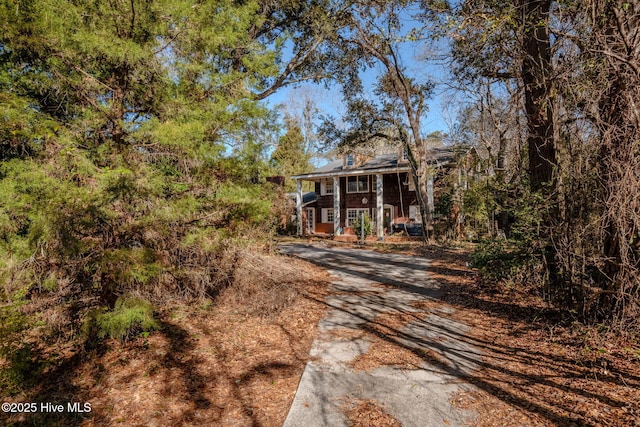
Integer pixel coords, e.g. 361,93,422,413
292,147,456,238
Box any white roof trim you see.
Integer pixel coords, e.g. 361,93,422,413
292,165,411,180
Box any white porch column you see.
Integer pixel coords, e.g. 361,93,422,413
296,179,303,236
333,176,341,235
376,173,383,238
427,174,434,218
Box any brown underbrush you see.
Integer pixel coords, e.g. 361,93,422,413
0,252,332,427
341,398,402,427
422,245,640,427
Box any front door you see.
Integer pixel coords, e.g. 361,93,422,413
383,205,394,230
305,208,315,234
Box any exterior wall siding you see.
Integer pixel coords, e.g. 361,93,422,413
311,173,418,230
381,173,418,220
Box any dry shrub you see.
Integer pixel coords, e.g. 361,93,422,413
128,242,243,305
216,250,316,317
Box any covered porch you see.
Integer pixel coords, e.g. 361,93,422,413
293,169,434,239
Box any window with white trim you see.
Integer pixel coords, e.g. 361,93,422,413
409,205,422,223
346,154,354,166
346,208,369,227
347,175,369,193
321,208,334,223
320,178,334,196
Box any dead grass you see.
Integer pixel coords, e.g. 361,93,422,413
217,250,324,317
341,398,402,427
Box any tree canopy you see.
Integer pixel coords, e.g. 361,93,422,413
1,0,639,399
0,0,331,385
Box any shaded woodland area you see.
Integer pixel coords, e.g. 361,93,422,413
447,0,640,330
0,0,639,425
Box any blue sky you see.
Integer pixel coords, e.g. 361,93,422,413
265,68,453,137
264,36,456,145
267,6,459,144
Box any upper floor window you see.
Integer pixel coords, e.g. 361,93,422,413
320,178,334,195
346,154,354,167
401,148,409,161
347,175,369,193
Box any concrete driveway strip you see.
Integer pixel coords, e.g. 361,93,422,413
279,243,481,427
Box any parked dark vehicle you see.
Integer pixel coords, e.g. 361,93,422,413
392,223,423,236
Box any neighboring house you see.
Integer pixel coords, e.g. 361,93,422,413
291,147,460,238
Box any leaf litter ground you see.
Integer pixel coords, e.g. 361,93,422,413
304,241,640,426
1,255,332,427
3,241,639,426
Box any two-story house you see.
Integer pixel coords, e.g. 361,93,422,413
291,147,456,238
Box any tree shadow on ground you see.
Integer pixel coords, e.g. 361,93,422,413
116,318,305,427
0,344,104,426
154,319,302,427
1,313,311,427
156,319,216,424
282,243,640,426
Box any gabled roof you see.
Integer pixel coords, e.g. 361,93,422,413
292,147,456,180
292,154,409,180
426,147,456,166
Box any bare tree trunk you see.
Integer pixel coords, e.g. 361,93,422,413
518,0,556,191
415,146,431,242
399,127,430,242
355,30,433,242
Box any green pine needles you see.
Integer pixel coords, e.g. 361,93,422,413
0,0,304,391
93,297,159,342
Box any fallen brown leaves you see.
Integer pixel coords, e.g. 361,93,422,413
1,256,332,427
88,267,330,426
350,330,427,372
8,241,639,426
348,311,429,371
352,243,640,426
447,308,640,427
341,398,402,427
422,245,640,427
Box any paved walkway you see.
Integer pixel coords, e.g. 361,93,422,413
279,243,481,427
